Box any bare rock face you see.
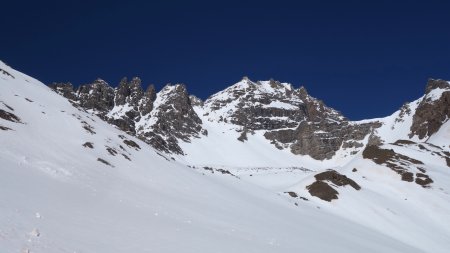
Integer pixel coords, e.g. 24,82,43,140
152,85,203,143
50,82,77,101
307,181,339,202
106,77,147,134
306,170,360,201
115,77,144,106
314,170,361,190
409,79,450,139
77,79,115,116
50,78,203,154
205,78,302,128
267,93,381,159
107,81,157,135
114,78,130,106
266,121,380,160
137,84,204,154
140,84,157,116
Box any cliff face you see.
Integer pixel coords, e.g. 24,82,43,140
201,78,380,160
135,84,205,154
409,79,450,139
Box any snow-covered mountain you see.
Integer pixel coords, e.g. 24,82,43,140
1,60,450,252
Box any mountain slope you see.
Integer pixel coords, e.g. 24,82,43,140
1,62,429,252
50,74,449,166
1,61,450,252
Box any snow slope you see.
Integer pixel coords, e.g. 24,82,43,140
174,77,450,252
280,142,450,253
1,61,431,252
428,120,450,147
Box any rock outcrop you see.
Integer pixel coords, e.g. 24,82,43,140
409,79,450,139
49,82,77,101
76,79,115,116
362,145,433,187
203,78,380,160
51,79,203,154
306,170,360,201
137,84,204,154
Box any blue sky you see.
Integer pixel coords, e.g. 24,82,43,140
1,0,449,119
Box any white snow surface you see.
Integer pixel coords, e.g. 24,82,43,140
262,100,298,109
106,102,134,119
425,87,448,102
372,98,422,143
1,61,450,252
428,119,450,148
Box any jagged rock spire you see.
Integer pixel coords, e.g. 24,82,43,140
77,79,115,113
139,84,156,116
115,77,144,107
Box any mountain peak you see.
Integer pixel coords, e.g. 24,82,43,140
425,78,450,94
93,78,108,84
189,94,203,107
298,86,308,97
131,76,141,82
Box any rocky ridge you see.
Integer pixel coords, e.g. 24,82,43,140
50,77,450,161
201,77,381,160
51,79,204,154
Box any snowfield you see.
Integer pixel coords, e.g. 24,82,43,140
1,60,450,252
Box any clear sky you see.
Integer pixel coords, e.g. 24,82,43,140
1,0,449,120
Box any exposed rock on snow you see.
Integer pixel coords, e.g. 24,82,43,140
409,79,450,139
0,125,12,131
362,145,433,186
137,84,204,154
0,67,15,79
97,158,114,167
314,170,361,190
306,170,360,201
123,139,140,150
307,180,339,202
77,79,115,115
82,142,94,148
0,109,22,123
